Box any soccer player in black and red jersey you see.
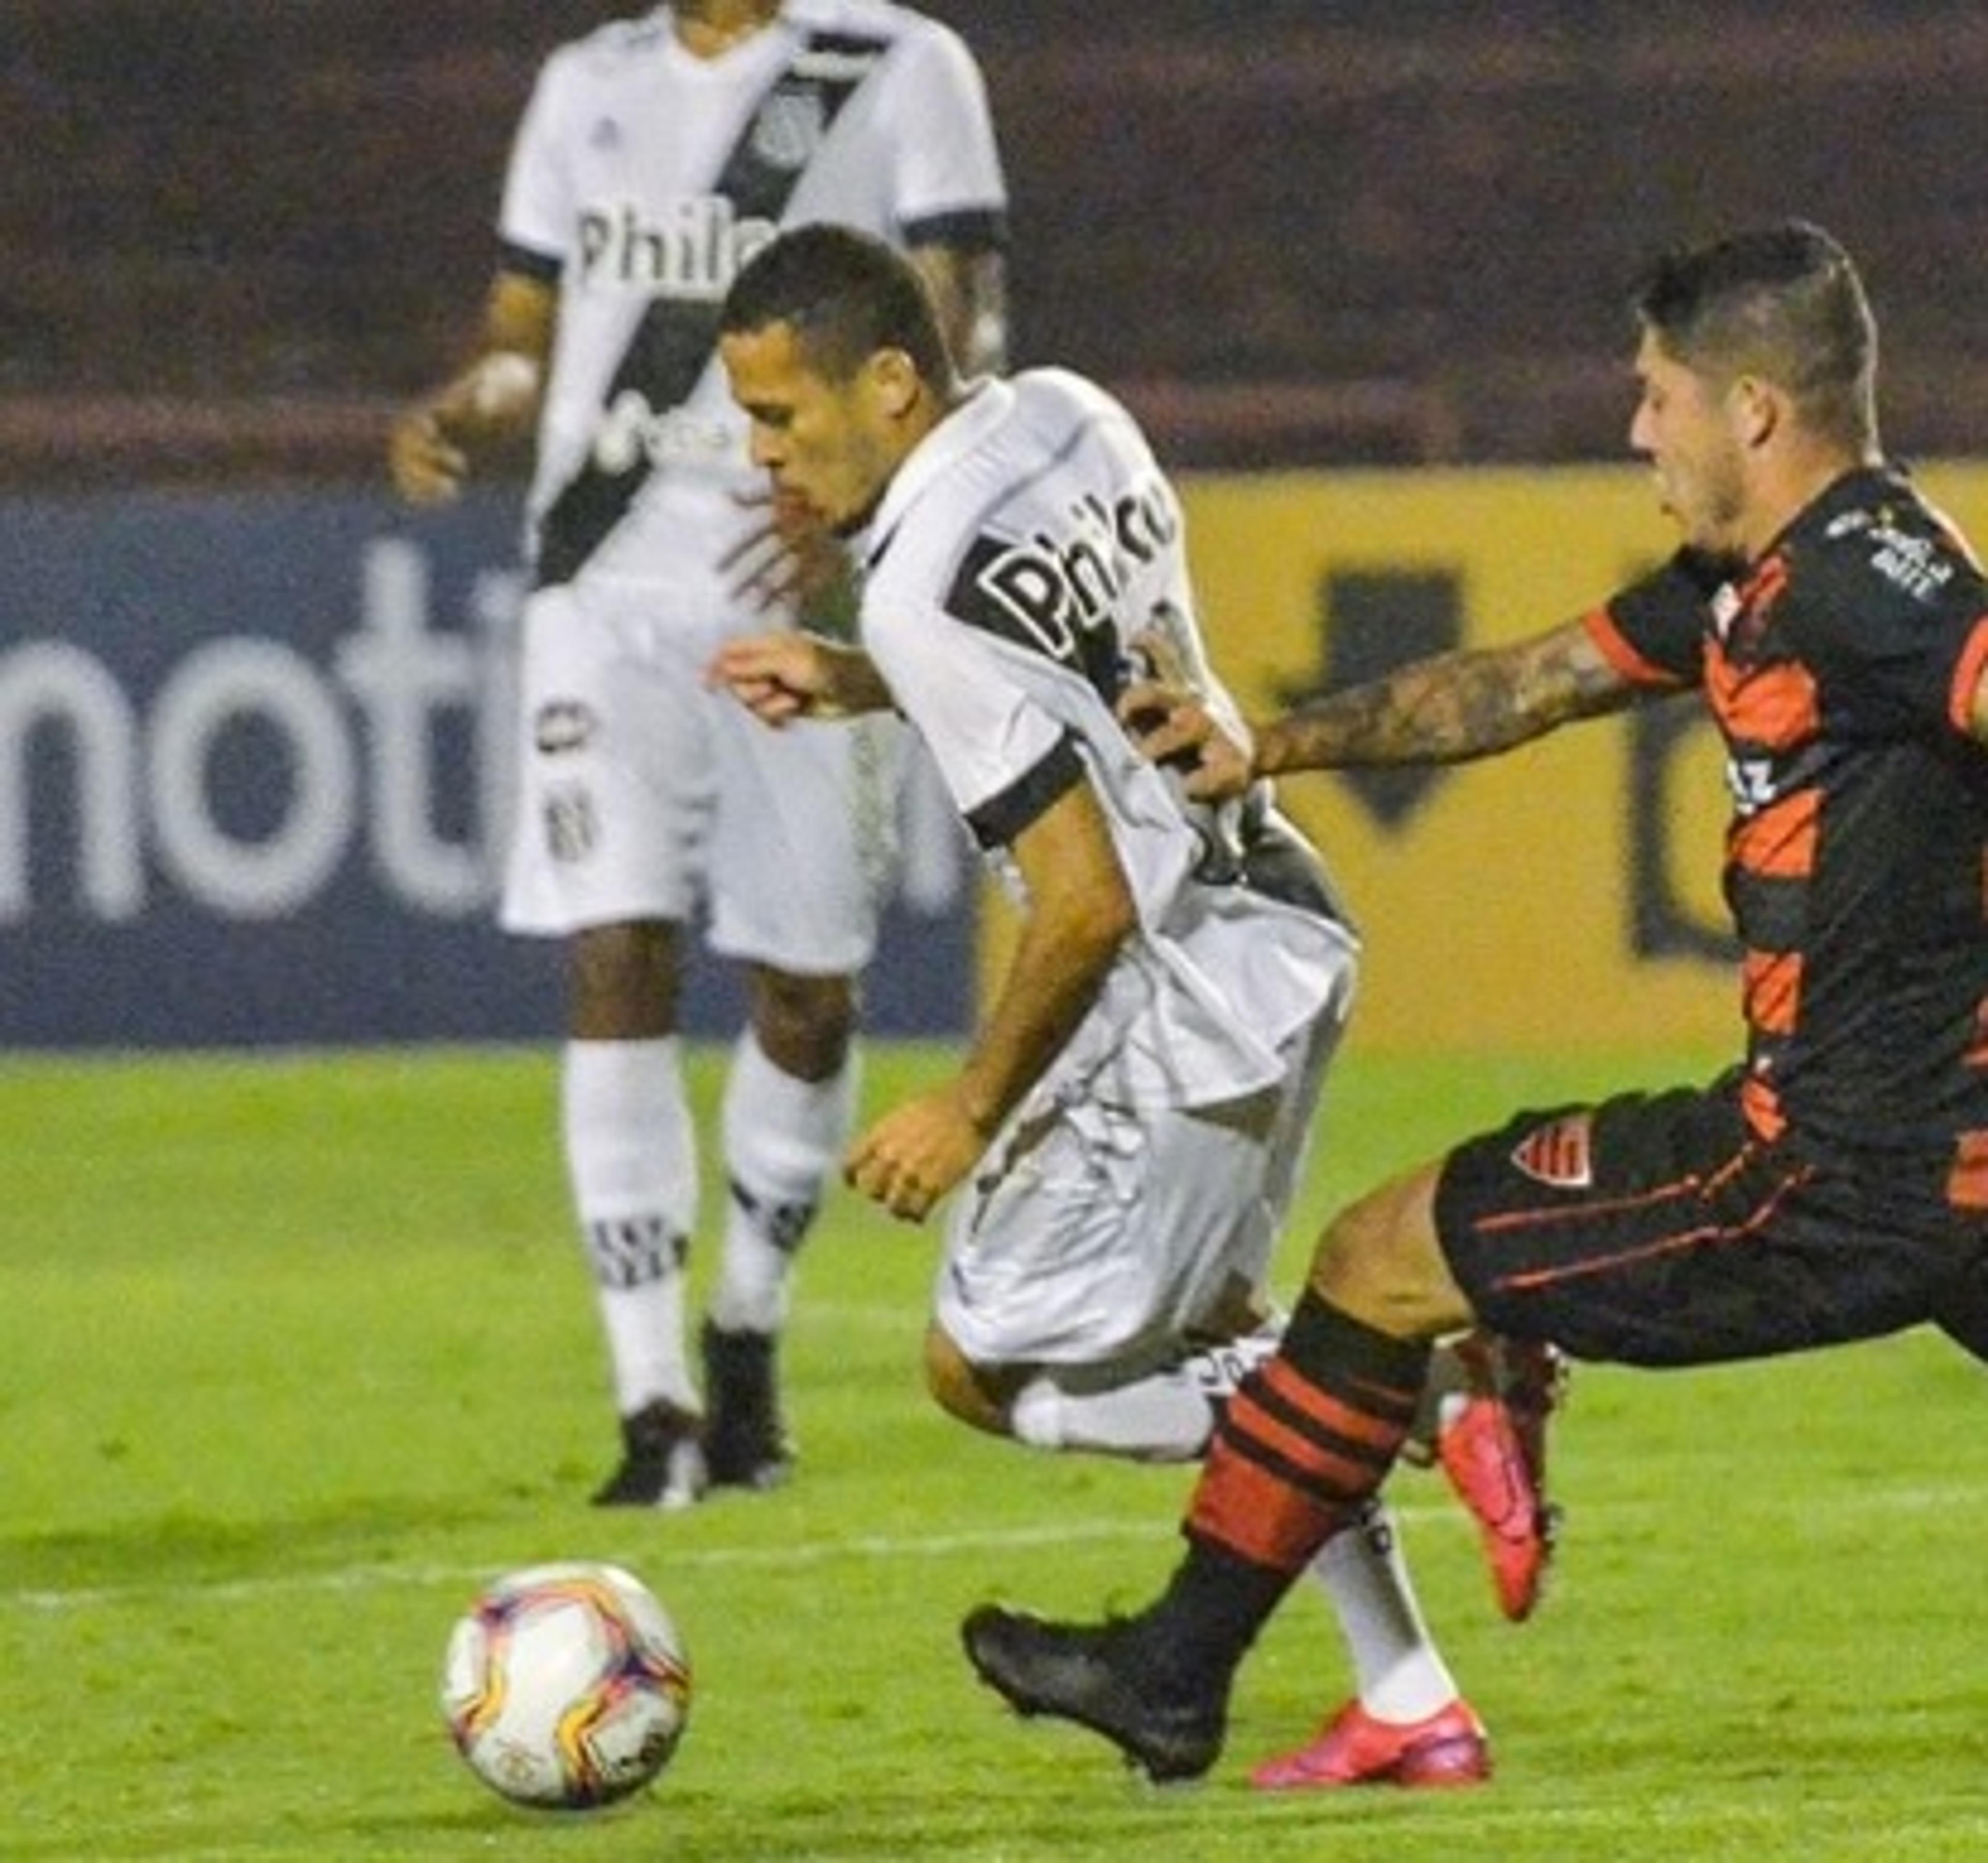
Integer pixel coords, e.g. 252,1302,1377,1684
960,220,1988,1785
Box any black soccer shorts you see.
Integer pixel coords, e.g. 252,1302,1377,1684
1434,1071,1981,1368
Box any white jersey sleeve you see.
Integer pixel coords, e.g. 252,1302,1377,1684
498,45,582,271
870,23,1007,242
865,606,1068,834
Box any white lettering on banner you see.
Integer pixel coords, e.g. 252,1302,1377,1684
0,530,965,928
0,540,525,925
149,639,355,916
338,542,511,915
0,643,144,920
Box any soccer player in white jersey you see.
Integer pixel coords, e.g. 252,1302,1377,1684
387,1,1008,1510
708,223,1502,1791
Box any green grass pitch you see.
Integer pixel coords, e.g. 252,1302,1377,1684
2,1040,1982,1860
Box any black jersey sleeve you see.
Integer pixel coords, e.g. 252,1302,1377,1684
1586,550,1717,690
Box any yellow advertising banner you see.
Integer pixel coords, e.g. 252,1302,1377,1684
983,461,1988,1057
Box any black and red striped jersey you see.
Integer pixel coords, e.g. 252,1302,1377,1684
1587,467,1988,1214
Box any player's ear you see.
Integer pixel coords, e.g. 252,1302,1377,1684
867,347,921,418
1728,373,1780,450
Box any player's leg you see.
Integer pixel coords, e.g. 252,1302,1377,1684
1251,1499,1488,1790
564,919,707,1507
500,582,713,1508
932,1004,1487,1787
1407,1329,1566,1622
699,963,860,1489
962,1078,1901,1779
701,703,897,1490
961,1162,1463,1782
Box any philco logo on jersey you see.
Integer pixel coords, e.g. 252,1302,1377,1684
973,478,1180,659
577,195,777,299
1509,1112,1595,1189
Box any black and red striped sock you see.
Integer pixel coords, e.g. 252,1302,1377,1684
1127,1291,1430,1697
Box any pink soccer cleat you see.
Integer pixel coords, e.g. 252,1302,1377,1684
1437,1334,1564,1622
1250,1697,1490,1792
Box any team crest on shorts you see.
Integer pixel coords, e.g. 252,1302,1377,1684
534,699,597,754
543,785,597,864
1509,1113,1594,1189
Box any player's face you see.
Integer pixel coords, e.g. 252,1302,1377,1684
1629,329,1749,557
721,322,903,536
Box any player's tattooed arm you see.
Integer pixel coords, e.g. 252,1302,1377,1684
1254,617,1639,776
1122,616,1638,800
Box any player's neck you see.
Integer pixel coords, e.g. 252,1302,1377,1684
675,1,782,60
1741,438,1879,561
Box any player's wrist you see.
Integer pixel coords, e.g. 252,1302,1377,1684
951,1076,1004,1140
1246,720,1282,779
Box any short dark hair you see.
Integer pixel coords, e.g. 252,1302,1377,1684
1632,221,1878,448
721,223,951,384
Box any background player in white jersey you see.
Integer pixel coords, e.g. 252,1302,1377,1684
708,223,1498,1789
387,1,1007,1508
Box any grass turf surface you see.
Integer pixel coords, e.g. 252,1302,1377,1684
2,1041,1982,1860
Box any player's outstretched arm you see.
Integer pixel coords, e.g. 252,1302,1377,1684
388,272,554,505
1125,616,1638,793
1253,617,1638,774
707,632,895,726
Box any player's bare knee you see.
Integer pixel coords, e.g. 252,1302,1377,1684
1308,1163,1474,1339
568,921,680,1038
747,966,857,1081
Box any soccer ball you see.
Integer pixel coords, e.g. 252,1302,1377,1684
441,1561,692,1810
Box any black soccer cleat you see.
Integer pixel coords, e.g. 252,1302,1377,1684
700,1321,795,1491
960,1605,1225,1784
590,1397,707,1509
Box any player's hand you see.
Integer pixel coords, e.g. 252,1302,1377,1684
388,405,470,506
706,632,838,726
722,488,851,617
388,354,540,506
1117,681,1257,800
844,1089,985,1222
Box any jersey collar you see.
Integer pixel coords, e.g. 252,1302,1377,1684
863,378,1014,571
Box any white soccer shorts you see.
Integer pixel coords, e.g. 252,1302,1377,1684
499,576,900,974
934,994,1347,1372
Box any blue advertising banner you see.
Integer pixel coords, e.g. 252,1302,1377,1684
0,488,974,1049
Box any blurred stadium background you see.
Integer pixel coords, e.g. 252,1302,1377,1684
8,0,1988,481
8,0,1988,1050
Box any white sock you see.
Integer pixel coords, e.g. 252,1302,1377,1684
1309,1498,1460,1722
1008,1363,1215,1461
563,1038,699,1416
707,1029,857,1336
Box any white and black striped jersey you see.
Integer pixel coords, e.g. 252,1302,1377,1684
858,369,1356,1110
499,1,1006,588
